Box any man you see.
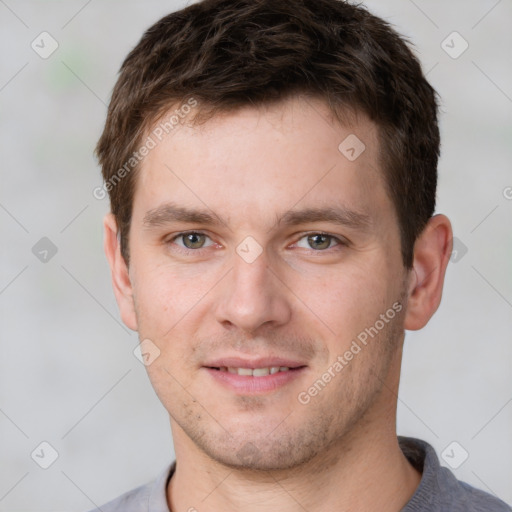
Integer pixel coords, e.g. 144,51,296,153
93,0,511,510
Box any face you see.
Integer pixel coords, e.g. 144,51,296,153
119,96,411,470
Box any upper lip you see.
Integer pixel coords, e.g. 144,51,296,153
204,356,308,369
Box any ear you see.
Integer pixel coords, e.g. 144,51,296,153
103,213,138,331
404,214,453,331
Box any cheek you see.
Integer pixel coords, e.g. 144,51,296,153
133,265,206,394
293,259,397,339
131,259,216,330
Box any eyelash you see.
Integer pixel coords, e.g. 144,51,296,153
166,231,348,254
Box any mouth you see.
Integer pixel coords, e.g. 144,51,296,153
206,365,303,376
203,359,308,394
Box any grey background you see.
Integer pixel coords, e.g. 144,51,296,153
0,0,511,510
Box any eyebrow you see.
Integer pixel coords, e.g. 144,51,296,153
143,202,224,229
274,206,371,231
142,202,371,232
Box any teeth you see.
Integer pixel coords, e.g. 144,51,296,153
253,367,269,377
223,366,291,377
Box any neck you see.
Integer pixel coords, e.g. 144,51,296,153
167,406,421,511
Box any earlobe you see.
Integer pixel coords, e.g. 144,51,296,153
103,213,138,331
404,214,453,331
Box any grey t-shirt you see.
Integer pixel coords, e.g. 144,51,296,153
90,436,511,512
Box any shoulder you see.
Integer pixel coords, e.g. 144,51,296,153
399,437,511,512
86,463,175,512
456,479,512,512
434,468,512,512
92,482,151,512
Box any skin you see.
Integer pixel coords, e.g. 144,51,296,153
104,95,453,512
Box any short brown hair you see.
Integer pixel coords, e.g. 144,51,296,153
96,0,439,268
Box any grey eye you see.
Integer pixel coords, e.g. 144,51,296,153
307,234,332,250
295,234,339,250
179,232,208,249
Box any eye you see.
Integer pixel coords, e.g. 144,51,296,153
172,231,214,250
295,233,344,251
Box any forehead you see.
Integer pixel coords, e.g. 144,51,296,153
133,96,391,231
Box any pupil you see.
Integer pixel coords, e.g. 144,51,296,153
309,234,329,250
185,233,203,248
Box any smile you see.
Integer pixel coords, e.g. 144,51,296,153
204,366,306,394
212,366,291,376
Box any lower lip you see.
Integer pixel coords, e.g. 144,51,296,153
203,367,307,394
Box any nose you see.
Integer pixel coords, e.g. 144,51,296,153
214,249,292,333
